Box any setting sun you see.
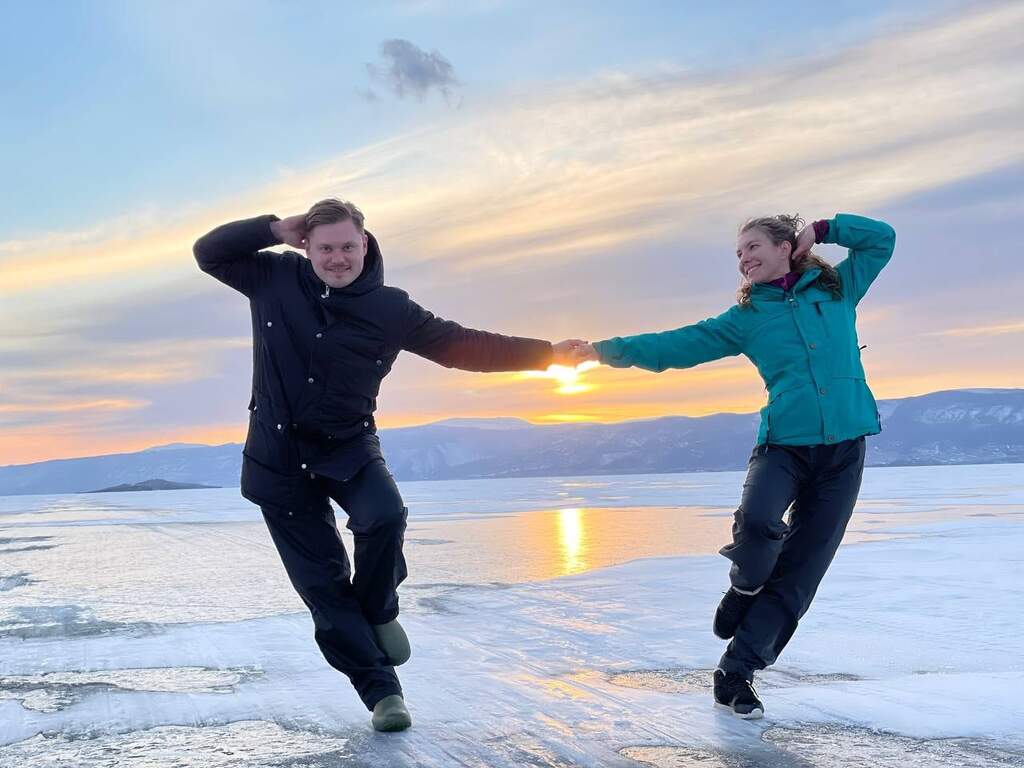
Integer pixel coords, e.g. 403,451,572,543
518,361,601,395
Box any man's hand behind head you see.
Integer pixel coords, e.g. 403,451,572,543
270,214,308,249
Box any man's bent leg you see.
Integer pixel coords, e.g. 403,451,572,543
325,459,409,625
261,495,401,710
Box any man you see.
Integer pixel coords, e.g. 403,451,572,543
194,198,583,731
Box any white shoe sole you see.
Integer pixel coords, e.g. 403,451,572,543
714,701,764,720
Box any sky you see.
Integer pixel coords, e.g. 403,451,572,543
1,0,1022,465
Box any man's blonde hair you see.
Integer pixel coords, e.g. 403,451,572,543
305,198,365,234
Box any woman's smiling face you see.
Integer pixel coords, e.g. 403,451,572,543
736,227,793,284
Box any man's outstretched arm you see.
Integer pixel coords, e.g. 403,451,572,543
401,298,582,371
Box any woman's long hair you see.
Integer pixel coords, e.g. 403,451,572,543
736,214,842,307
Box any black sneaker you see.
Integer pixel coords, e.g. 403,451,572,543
713,669,764,719
713,587,758,640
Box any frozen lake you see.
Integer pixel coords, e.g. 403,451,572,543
1,463,1022,766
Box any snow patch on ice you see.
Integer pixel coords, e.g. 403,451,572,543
0,573,33,592
0,536,54,546
622,725,1024,768
0,667,261,712
762,724,1024,767
0,720,352,768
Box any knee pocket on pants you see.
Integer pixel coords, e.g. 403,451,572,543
735,510,788,541
351,504,407,533
381,505,408,529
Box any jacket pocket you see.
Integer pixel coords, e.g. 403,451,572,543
249,387,289,429
810,297,841,339
240,450,316,515
327,344,391,398
765,383,817,443
244,395,298,471
763,384,803,443
829,375,881,435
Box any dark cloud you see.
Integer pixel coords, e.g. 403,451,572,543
365,39,460,104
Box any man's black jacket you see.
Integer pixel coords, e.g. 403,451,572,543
194,215,553,512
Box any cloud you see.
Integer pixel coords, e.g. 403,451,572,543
365,39,460,103
926,321,1024,338
0,336,250,437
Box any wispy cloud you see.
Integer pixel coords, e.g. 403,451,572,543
0,398,148,416
926,321,1024,338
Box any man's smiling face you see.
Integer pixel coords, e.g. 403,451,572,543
306,219,368,288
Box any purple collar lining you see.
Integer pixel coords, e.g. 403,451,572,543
769,270,801,291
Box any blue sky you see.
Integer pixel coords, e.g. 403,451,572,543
2,0,956,236
1,0,1020,464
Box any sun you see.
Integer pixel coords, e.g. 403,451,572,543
519,360,600,394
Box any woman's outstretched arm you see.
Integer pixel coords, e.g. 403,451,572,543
583,307,745,372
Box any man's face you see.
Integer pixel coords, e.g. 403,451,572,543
306,219,368,289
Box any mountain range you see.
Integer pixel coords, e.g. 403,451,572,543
1,388,1020,496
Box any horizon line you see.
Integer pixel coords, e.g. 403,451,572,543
4,385,1019,469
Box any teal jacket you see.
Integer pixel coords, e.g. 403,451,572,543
593,214,896,446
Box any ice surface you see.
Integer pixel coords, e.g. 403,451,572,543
2,462,1021,525
0,464,1022,765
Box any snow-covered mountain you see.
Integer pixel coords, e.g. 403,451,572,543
1,388,1021,496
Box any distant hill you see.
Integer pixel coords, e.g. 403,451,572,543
87,478,220,493
0,388,1021,496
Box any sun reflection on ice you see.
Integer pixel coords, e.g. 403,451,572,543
557,507,588,575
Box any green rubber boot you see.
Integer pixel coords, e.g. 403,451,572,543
371,694,412,732
373,619,411,666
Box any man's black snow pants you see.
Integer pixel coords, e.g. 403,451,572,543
260,458,409,710
718,436,866,678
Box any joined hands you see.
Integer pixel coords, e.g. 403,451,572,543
551,339,599,367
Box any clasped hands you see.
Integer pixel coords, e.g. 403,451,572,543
551,339,598,367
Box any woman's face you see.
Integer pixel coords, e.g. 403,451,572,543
736,227,792,284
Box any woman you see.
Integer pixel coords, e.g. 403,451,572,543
574,213,896,719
